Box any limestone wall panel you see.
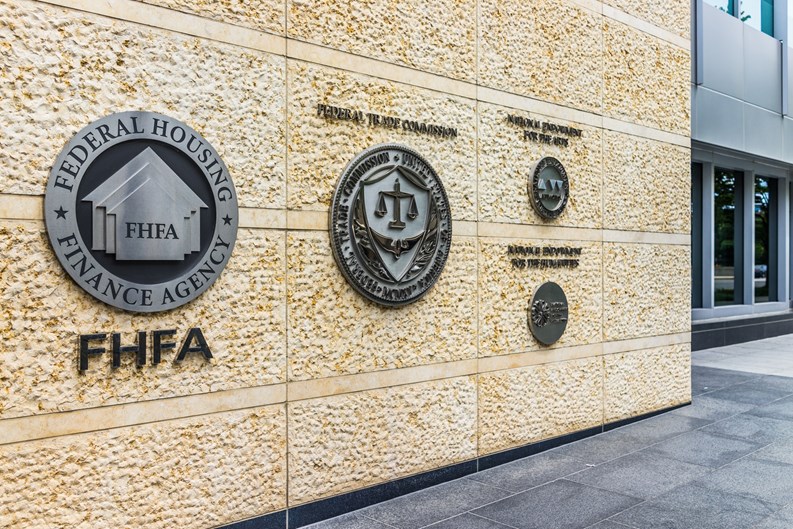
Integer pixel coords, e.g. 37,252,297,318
603,130,690,233
604,20,690,135
287,60,476,220
287,0,476,82
478,357,603,455
478,102,603,228
0,0,286,209
0,222,286,419
139,0,285,34
287,231,477,381
0,0,696,520
0,405,286,529
479,0,602,113
479,238,602,358
604,344,691,422
603,0,689,38
287,376,477,505
603,242,690,341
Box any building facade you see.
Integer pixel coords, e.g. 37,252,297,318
692,0,793,347
1,0,691,527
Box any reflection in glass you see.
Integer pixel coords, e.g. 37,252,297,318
692,164,703,308
715,169,739,306
742,0,774,36
705,0,736,14
755,177,774,302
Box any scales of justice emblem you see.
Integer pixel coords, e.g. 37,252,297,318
360,171,430,282
330,144,452,307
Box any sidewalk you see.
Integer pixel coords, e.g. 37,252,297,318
306,334,793,529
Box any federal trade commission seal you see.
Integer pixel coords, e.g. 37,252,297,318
529,156,569,219
330,144,452,306
528,282,569,345
44,111,238,312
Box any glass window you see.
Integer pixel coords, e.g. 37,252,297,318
741,0,774,36
754,176,777,302
715,169,742,306
708,0,774,37
692,164,703,309
705,0,737,15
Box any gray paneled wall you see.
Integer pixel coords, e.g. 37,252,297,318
693,2,793,164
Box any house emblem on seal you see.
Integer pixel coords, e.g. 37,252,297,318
84,147,207,261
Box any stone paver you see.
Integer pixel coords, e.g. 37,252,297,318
693,338,793,375
587,522,633,529
305,334,793,529
670,394,756,421
423,513,516,529
303,512,394,529
698,457,793,506
750,503,793,529
470,480,641,529
751,438,793,465
646,430,764,468
701,413,793,444
467,451,587,493
358,478,511,529
566,451,710,499
612,482,776,529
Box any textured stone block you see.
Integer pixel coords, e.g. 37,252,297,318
287,0,476,81
479,0,602,113
479,238,602,358
604,20,690,135
287,231,477,381
478,102,602,228
287,376,477,504
0,0,696,521
0,405,286,529
603,243,690,341
0,222,286,419
604,344,691,422
603,0,690,39
603,130,690,233
478,357,604,455
287,60,477,220
0,0,286,208
139,0,285,34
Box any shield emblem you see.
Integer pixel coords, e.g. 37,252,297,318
360,167,431,281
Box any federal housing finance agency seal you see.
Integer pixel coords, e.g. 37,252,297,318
44,111,238,313
329,144,452,307
529,156,569,219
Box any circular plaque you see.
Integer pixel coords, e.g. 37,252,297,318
329,144,452,307
529,156,569,219
528,282,569,345
45,111,238,312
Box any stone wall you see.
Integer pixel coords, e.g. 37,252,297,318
0,0,691,526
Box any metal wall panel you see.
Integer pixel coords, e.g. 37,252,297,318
702,4,745,100
695,2,791,166
787,50,793,115
745,103,785,159
744,25,782,113
783,118,793,164
693,86,745,151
